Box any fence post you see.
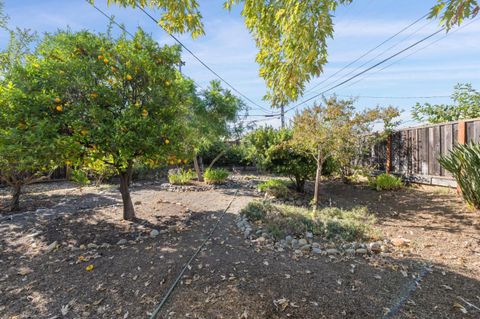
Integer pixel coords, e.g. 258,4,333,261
458,121,467,144
386,134,392,174
456,121,467,194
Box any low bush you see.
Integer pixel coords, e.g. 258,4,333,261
440,143,480,209
203,168,229,184
240,201,377,241
369,173,403,191
257,179,292,198
168,169,196,185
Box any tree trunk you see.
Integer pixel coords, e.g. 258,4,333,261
10,184,21,212
193,155,203,182
207,150,226,170
119,163,135,221
313,149,323,211
295,177,305,193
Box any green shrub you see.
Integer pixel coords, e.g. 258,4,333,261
240,201,377,241
168,169,196,185
369,173,403,191
257,179,292,198
203,168,229,184
241,201,271,221
440,143,480,209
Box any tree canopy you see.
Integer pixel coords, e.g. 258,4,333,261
412,83,480,123
98,0,479,106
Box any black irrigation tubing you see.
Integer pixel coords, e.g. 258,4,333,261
382,265,429,319
148,189,239,319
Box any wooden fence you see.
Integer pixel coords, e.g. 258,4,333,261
370,118,480,187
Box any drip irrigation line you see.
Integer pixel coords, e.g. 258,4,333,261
383,265,429,319
148,189,239,319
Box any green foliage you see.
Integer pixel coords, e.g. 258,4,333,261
241,201,377,241
199,142,251,167
0,27,64,211
428,0,479,30
168,168,196,185
15,28,195,219
203,168,229,184
258,179,292,199
439,143,480,209
244,127,315,191
412,83,480,124
369,173,403,191
105,0,475,105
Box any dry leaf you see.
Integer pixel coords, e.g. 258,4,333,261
453,302,468,314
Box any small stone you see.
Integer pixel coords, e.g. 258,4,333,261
356,248,368,254
285,235,293,243
326,248,339,255
79,244,86,250
117,239,128,245
87,243,98,249
369,242,382,254
305,232,313,239
312,248,323,254
256,236,266,243
45,241,58,253
244,229,251,238
100,243,111,249
298,238,308,246
391,237,411,247
345,248,356,255
150,229,160,238
300,244,311,252
312,242,320,248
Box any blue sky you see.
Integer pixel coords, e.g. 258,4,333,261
1,0,479,128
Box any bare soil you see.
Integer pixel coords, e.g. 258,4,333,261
0,177,479,319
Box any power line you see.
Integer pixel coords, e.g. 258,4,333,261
338,17,480,91
303,13,429,95
134,4,275,115
86,1,204,90
284,26,446,114
336,94,450,99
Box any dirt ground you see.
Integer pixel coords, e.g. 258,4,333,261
0,176,479,319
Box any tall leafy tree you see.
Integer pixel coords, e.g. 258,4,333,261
0,10,59,211
189,80,245,180
412,83,480,124
32,29,193,220
100,0,478,106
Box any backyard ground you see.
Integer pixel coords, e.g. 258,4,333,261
1,174,479,319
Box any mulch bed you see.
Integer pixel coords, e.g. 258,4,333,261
1,178,479,318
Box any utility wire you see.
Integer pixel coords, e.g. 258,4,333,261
338,17,480,91
284,26,446,114
303,13,429,95
135,4,274,114
86,1,205,90
308,19,433,97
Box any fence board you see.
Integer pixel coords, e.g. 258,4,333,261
369,118,480,186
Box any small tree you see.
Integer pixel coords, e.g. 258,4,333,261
189,80,245,181
244,127,315,192
292,97,357,207
31,29,193,220
412,83,480,124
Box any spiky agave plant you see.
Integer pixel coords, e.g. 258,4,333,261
439,143,480,209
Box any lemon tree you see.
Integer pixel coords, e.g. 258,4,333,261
35,29,193,220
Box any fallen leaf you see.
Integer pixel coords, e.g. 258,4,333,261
61,304,69,316
85,264,94,271
17,267,33,276
453,302,468,314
